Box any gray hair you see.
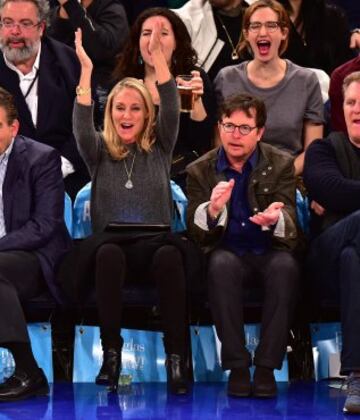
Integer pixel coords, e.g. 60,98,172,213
0,0,50,25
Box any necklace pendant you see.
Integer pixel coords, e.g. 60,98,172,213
125,179,133,189
231,51,239,61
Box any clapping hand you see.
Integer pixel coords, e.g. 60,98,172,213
208,179,235,218
249,202,284,227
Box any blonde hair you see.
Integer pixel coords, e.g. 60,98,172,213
238,0,290,58
102,77,155,160
342,71,360,96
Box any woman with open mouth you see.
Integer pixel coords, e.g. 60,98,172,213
214,0,324,176
63,18,196,396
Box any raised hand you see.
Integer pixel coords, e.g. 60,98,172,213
74,28,93,72
208,179,235,218
249,202,284,227
350,31,360,49
148,18,162,55
310,200,326,216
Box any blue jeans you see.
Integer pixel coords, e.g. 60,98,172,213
307,210,360,374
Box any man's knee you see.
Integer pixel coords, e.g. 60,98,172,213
207,249,244,288
266,252,300,298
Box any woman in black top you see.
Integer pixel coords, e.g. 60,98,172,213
113,7,216,188
278,0,354,74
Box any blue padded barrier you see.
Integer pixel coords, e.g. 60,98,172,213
0,323,53,383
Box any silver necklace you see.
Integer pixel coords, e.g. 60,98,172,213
123,151,136,189
216,13,240,61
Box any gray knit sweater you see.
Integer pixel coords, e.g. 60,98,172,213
73,79,180,233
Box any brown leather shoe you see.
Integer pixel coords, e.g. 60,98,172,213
227,367,251,397
253,366,277,398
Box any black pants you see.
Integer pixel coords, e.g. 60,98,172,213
0,251,44,344
94,238,188,355
307,210,360,374
207,248,299,370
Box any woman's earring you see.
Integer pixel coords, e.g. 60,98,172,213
138,55,143,65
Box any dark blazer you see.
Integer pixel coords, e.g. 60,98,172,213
0,36,88,197
0,135,73,302
186,143,298,253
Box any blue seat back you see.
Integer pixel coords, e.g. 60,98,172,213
170,180,188,232
64,192,73,235
73,182,92,239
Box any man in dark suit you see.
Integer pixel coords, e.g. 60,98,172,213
0,0,88,199
0,87,72,402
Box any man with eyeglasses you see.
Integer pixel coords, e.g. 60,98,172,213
0,0,88,199
186,93,300,398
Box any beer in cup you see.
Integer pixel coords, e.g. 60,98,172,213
176,75,194,113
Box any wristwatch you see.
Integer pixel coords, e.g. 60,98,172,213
76,86,91,96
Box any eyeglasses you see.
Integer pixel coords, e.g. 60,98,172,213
221,123,257,135
247,21,281,33
0,19,42,30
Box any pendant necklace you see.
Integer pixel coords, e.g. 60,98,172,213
216,13,240,61
123,151,136,189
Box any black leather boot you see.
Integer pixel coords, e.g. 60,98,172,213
95,348,121,392
165,354,188,395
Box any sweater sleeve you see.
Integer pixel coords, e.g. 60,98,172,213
304,139,360,213
156,78,180,154
73,101,100,173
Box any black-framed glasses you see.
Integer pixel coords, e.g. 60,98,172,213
221,123,257,135
248,21,281,33
0,19,42,30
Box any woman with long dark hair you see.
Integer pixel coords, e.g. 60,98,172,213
113,7,215,186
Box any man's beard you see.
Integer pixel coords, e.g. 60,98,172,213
0,37,40,64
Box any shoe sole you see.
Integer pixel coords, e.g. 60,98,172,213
343,405,360,414
253,392,277,398
0,386,49,402
95,379,119,393
228,391,251,398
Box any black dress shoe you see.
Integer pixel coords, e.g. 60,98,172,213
0,368,49,402
253,366,277,398
95,348,121,392
165,354,188,395
227,367,251,397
